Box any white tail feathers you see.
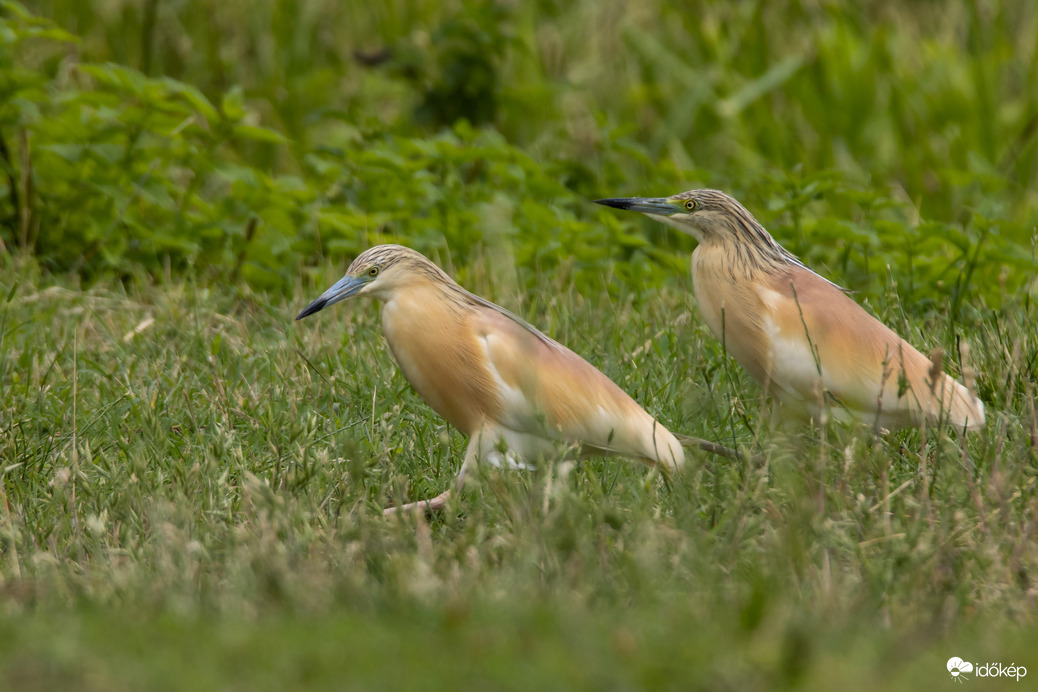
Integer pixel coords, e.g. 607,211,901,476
926,346,985,430
939,374,986,430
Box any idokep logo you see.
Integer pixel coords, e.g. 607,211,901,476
948,658,973,682
947,657,1028,683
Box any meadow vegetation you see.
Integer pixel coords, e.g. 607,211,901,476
1,0,1037,688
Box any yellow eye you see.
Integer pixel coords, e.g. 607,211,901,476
684,199,697,211
368,266,380,277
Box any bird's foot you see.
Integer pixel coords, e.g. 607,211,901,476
382,489,453,516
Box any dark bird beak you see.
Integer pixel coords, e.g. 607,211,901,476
296,275,366,320
594,197,678,216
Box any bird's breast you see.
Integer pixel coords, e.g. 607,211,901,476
690,247,774,386
380,292,501,434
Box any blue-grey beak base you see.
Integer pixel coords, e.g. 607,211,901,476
295,275,366,320
594,197,677,216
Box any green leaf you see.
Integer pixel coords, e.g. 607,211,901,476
231,124,290,144
220,86,246,123
160,78,220,123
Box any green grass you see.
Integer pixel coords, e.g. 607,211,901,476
3,0,1038,688
1,252,1036,689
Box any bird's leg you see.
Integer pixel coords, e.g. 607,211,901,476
457,432,484,487
382,435,483,517
382,489,453,516
769,398,786,430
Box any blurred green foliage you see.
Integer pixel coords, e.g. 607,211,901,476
2,0,1037,306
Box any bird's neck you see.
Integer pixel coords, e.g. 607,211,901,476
694,236,795,281
379,280,471,333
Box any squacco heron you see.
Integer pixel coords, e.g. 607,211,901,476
596,189,985,431
297,244,688,514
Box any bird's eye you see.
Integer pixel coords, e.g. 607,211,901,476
684,200,697,211
368,266,380,277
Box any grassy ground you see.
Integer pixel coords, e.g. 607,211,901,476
1,252,1036,690
4,0,1038,688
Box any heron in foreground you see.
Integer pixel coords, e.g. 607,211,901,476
297,244,723,515
596,189,985,431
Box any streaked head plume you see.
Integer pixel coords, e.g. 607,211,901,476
296,245,455,319
596,189,810,278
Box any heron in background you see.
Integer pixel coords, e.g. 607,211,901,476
596,189,984,431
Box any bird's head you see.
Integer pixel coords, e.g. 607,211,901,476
596,188,823,279
595,189,757,244
296,244,426,320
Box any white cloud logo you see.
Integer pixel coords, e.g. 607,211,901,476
947,657,974,682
